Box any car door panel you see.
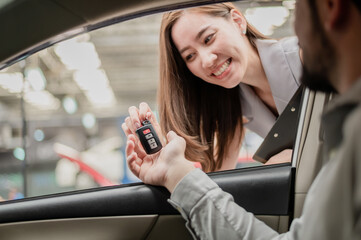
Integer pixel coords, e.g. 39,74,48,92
0,216,159,240
0,164,293,224
0,214,294,240
211,164,294,215
0,164,293,239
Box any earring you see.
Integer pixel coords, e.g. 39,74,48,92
241,24,247,35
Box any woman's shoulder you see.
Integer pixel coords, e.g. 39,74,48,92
255,36,299,54
278,36,299,53
256,36,301,73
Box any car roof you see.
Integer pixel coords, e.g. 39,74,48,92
0,0,229,69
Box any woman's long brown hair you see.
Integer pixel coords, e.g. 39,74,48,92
158,3,267,172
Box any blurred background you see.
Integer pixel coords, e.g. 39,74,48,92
0,0,296,201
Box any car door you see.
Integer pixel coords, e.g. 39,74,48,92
0,0,328,239
0,91,329,240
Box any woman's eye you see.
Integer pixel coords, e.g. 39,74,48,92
185,53,194,61
204,34,214,44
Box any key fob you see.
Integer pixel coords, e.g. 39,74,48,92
136,120,162,154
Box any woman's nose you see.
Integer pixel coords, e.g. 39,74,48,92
201,51,217,69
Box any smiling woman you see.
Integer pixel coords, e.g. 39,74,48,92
154,3,302,172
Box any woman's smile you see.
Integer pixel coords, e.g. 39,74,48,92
211,58,232,79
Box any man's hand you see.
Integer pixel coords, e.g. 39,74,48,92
126,131,195,192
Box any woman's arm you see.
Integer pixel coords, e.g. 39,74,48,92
218,124,244,171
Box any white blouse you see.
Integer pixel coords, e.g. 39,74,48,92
240,36,302,138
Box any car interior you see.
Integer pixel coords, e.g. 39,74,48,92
0,0,329,239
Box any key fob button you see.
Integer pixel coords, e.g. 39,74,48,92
145,133,153,139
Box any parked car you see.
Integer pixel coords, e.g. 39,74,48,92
0,0,328,239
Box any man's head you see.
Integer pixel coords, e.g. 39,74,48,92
295,0,361,93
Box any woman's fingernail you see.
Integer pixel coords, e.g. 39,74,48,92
135,122,140,128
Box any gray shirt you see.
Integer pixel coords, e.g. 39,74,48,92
241,37,302,138
169,78,361,240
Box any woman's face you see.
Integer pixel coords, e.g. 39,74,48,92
171,10,251,89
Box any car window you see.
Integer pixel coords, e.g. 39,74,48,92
0,2,296,202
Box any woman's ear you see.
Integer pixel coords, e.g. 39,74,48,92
230,9,247,34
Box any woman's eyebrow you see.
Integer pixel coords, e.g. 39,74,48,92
179,25,211,54
195,25,210,40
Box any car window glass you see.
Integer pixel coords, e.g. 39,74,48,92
0,1,296,202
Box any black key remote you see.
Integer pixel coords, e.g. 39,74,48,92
136,120,162,154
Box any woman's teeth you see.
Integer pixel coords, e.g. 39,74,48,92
213,59,231,77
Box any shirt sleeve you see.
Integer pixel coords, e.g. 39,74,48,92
168,169,280,240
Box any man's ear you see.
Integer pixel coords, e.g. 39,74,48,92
230,9,247,33
321,0,349,31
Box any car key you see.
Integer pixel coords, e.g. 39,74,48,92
136,120,162,154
